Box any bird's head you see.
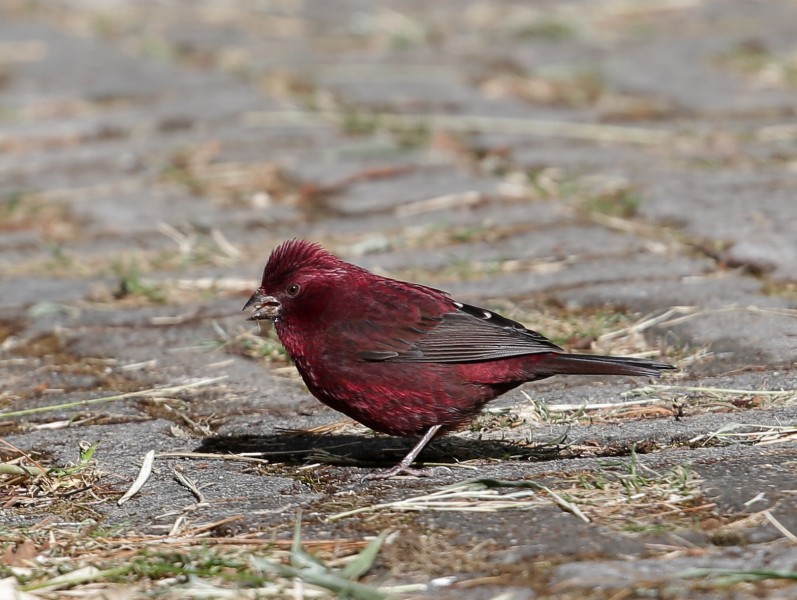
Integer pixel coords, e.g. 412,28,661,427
243,239,350,324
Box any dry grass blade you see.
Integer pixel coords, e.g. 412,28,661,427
155,451,271,464
117,450,155,505
24,566,128,594
173,468,207,504
689,423,797,447
1,517,386,599
490,301,693,365
0,578,41,600
514,389,673,426
680,567,797,583
328,479,581,521
0,440,111,512
327,484,530,520
596,306,699,343
0,377,228,419
243,110,673,145
247,517,391,600
626,383,797,416
174,277,257,291
537,484,590,523
329,458,706,533
396,191,482,216
634,384,795,398
0,463,47,476
548,398,663,413
763,511,797,544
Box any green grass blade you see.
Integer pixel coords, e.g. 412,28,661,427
341,531,388,580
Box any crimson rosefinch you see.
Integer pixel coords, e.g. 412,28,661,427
244,240,674,478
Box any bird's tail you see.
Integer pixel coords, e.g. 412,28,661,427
537,353,675,378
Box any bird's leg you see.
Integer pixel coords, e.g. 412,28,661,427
364,424,443,480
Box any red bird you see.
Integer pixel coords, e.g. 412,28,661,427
244,240,674,478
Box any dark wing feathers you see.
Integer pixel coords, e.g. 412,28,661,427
358,301,562,364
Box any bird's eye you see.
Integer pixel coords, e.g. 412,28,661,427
286,283,301,297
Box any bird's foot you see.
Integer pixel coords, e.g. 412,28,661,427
362,464,438,480
363,424,445,480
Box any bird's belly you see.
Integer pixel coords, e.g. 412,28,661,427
293,358,506,437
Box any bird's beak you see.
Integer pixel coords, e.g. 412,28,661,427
243,290,281,321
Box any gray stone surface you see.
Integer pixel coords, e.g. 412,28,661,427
1,1,796,597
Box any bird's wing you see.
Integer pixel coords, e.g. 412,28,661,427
357,301,563,363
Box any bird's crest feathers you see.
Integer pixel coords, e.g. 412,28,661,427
261,239,344,287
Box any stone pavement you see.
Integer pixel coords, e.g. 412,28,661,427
1,1,796,598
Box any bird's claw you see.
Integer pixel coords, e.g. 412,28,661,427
362,464,449,480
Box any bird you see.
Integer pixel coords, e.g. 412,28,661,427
244,239,675,478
